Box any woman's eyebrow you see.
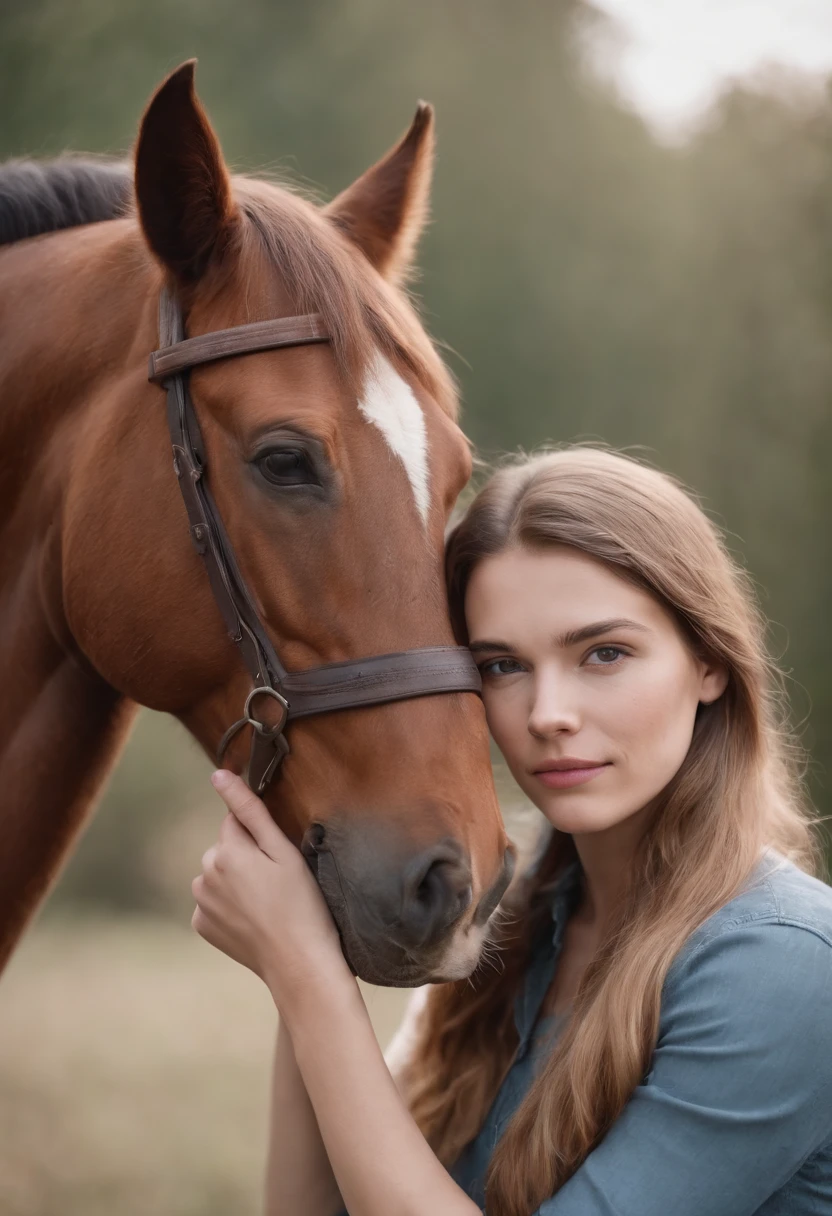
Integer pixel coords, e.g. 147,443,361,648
469,619,648,655
556,618,650,648
468,639,517,655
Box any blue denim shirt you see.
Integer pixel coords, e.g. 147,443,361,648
449,848,832,1214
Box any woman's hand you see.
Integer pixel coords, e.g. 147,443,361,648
191,770,354,1010
194,776,480,1216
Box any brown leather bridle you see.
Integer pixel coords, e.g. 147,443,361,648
148,287,482,794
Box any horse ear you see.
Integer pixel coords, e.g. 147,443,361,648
134,60,237,283
325,103,435,283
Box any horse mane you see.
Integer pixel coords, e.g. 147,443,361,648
0,157,131,246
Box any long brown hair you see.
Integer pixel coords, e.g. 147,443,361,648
400,447,824,1216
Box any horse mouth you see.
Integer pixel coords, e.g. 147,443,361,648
307,847,469,988
339,935,440,988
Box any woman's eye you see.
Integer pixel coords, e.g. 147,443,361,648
257,448,317,487
481,658,525,677
587,646,625,666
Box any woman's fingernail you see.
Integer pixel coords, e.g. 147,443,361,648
211,770,232,789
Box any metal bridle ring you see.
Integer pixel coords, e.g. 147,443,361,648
244,686,289,739
216,686,290,767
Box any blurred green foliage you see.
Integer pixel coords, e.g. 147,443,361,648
49,713,211,915
3,0,830,910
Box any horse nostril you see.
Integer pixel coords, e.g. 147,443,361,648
301,823,326,866
400,844,472,949
416,868,471,916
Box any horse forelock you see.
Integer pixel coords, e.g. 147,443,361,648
231,176,459,422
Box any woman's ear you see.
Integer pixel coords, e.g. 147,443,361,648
699,660,729,705
324,102,435,284
134,60,238,284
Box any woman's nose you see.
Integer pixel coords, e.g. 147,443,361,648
527,672,581,739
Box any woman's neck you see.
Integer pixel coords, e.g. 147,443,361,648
569,799,654,929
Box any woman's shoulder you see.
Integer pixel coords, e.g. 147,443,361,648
679,849,832,952
663,849,832,1021
757,849,832,938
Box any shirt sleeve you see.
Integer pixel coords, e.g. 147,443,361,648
535,920,832,1216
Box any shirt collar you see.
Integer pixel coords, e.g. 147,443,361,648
544,856,584,946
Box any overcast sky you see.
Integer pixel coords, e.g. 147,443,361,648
591,0,832,137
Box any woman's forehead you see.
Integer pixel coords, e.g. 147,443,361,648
465,545,667,638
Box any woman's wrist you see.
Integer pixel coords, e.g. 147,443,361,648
264,948,360,1030
281,973,479,1216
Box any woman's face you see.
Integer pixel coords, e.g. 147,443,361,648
464,544,727,838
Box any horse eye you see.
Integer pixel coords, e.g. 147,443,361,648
257,448,317,487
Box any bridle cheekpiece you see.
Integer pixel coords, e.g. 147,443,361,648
148,287,482,794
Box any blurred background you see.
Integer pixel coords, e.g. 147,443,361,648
2,1,831,1212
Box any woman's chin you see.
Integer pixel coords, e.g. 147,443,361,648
536,796,625,836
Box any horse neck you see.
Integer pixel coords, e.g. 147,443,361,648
0,219,157,472
0,586,139,971
0,222,153,969
0,219,157,627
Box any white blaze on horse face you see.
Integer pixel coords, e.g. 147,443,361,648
357,354,430,526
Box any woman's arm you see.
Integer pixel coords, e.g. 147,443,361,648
276,964,476,1216
264,1020,343,1216
192,771,480,1216
264,988,430,1216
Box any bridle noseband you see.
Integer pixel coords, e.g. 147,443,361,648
148,287,481,794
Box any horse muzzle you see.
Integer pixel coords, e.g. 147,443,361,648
301,817,516,986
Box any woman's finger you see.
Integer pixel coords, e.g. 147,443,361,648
217,810,253,847
210,770,286,861
191,904,233,955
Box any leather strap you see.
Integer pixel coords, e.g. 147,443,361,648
148,312,328,383
150,286,481,793
280,647,483,718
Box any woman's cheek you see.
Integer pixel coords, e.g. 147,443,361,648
613,670,699,803
482,691,523,766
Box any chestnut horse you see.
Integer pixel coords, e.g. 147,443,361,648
0,62,513,988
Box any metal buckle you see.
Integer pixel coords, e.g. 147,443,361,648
216,685,290,772
244,686,289,739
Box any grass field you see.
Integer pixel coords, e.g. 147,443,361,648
0,713,541,1216
0,916,408,1216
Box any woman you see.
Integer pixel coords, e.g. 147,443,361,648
192,447,832,1216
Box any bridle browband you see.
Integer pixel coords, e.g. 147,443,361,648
148,287,482,794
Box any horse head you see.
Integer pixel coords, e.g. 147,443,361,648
62,63,513,986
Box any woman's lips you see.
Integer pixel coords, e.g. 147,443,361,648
533,763,610,790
